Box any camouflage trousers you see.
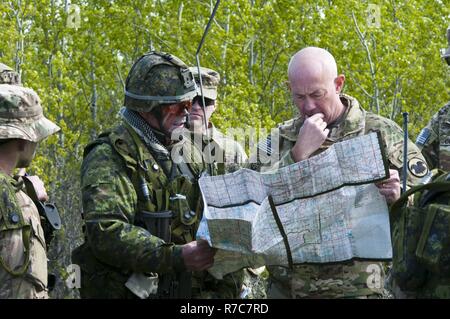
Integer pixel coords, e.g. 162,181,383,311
267,261,393,299
192,267,269,299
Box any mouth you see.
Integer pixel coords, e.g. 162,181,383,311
172,121,186,128
190,113,203,119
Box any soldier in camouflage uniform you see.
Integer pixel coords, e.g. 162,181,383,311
0,82,60,298
416,27,450,170
71,51,247,299
250,47,429,299
188,66,247,173
188,67,268,298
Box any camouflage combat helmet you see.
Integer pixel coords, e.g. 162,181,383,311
443,27,450,66
124,51,197,112
0,84,60,142
189,66,220,100
0,63,21,85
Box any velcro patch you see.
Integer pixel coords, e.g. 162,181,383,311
408,158,429,177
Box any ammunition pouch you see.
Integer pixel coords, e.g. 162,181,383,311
137,210,173,243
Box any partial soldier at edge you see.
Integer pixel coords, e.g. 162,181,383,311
0,81,60,298
416,26,450,170
0,63,21,86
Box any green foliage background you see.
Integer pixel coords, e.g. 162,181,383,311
0,0,449,298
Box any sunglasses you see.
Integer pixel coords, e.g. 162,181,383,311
193,96,215,108
164,100,193,113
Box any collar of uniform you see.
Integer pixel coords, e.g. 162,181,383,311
277,94,365,143
0,170,22,192
327,93,365,142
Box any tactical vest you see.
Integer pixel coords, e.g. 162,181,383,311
0,173,48,298
83,123,204,245
76,123,207,299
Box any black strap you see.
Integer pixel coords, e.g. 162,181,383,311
391,178,450,214
268,195,293,269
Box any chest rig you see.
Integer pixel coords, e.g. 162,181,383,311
85,123,203,245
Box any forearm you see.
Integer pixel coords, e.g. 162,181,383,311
85,218,186,274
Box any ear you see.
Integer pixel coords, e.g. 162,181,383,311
285,80,291,92
334,74,345,93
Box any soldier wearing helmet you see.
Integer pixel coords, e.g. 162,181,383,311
72,52,221,299
416,27,450,170
0,84,60,298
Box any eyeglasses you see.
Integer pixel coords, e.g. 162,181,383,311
193,96,215,108
164,100,192,113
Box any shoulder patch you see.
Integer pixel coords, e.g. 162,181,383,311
408,157,429,178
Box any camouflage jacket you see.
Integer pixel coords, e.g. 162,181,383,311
416,102,450,170
250,94,429,299
0,171,48,299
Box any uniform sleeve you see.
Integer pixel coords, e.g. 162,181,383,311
366,115,431,187
80,143,186,274
416,111,439,170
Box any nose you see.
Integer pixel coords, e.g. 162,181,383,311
192,99,201,111
302,97,316,114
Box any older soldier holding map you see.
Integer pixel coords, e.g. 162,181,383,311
253,47,430,298
200,47,429,299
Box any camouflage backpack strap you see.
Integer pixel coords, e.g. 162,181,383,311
0,175,32,276
390,171,450,213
